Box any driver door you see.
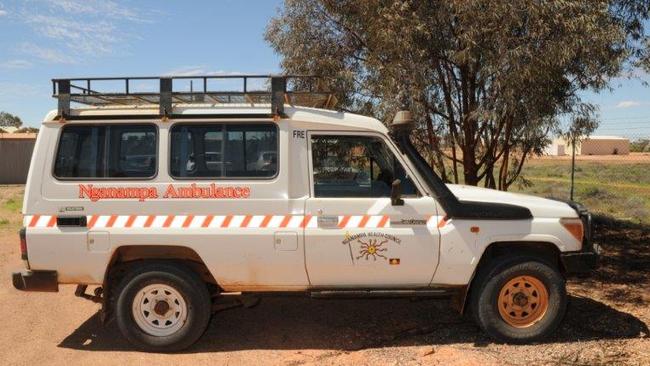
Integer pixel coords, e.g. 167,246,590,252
304,132,440,287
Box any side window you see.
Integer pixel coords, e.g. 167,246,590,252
311,135,419,198
111,126,157,177
204,131,223,174
54,124,156,179
170,123,278,178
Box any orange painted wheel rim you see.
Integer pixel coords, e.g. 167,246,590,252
497,275,549,328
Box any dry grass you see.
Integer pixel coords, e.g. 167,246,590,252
513,160,650,224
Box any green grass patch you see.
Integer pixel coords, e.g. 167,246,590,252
0,189,24,232
3,198,21,213
513,161,650,224
439,159,650,224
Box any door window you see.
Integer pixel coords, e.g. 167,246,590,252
311,135,418,198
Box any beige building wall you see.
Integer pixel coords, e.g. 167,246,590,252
580,138,630,155
546,136,630,156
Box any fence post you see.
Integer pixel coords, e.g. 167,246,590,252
570,137,576,201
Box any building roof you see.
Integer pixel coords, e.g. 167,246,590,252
583,135,629,140
0,126,20,133
0,133,37,140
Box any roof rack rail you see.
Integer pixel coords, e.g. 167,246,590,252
51,75,336,121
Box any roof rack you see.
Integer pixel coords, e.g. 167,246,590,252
52,75,336,120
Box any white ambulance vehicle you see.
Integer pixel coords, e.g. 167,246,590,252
13,76,599,351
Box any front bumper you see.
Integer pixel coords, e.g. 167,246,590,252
12,270,58,292
560,244,601,274
560,202,599,275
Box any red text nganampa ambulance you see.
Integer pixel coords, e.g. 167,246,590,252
13,75,599,351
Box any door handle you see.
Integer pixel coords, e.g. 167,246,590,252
317,215,339,228
56,216,87,227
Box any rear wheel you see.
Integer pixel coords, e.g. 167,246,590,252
114,262,211,352
470,258,566,343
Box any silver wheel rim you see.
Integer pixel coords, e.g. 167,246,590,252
132,284,188,337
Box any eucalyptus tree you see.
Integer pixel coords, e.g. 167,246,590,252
266,0,649,189
0,111,22,128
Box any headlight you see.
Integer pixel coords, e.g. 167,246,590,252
560,218,584,243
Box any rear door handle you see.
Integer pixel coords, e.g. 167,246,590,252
57,216,87,227
317,215,339,228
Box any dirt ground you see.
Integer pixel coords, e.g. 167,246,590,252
531,152,650,163
0,185,648,366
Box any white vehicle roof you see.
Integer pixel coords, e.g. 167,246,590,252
42,105,388,133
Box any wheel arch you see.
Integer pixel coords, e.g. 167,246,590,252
99,245,219,323
454,240,563,314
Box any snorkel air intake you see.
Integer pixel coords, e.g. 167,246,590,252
390,111,462,211
389,110,532,220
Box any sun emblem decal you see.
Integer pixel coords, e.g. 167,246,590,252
342,231,401,263
356,238,388,261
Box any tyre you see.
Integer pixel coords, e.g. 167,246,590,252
470,257,567,343
114,262,212,352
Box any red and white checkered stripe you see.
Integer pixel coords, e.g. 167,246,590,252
23,215,57,228
24,214,441,229
336,215,389,229
83,215,317,229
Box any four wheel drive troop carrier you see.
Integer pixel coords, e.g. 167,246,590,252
13,75,599,351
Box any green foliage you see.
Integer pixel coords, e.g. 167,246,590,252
0,111,22,128
630,139,649,152
267,0,649,190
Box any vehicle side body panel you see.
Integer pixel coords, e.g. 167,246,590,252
432,217,582,285
22,106,584,292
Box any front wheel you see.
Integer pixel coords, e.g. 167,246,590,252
470,258,567,343
114,262,212,352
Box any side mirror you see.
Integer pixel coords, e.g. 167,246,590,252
391,179,404,206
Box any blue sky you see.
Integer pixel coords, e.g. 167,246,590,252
0,0,648,138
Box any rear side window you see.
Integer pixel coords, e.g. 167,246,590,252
170,123,278,179
54,124,157,179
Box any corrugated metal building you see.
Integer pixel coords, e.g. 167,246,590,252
0,133,37,184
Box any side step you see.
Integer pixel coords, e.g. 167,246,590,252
74,284,103,303
309,289,452,299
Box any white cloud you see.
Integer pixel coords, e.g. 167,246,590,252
8,0,156,63
0,82,40,98
161,67,254,93
25,14,118,55
20,43,76,64
163,66,211,77
163,66,243,77
0,9,7,16
0,59,33,69
44,0,150,23
615,100,641,108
